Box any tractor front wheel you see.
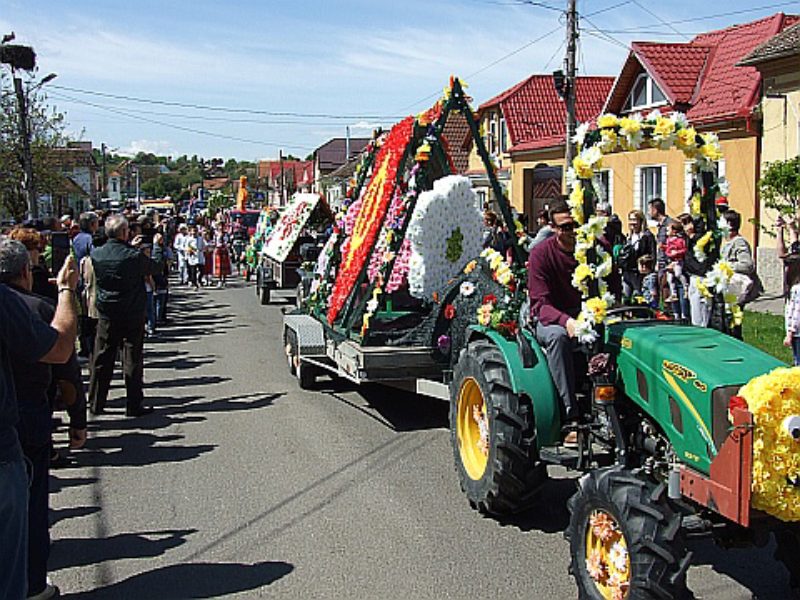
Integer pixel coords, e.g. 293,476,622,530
449,339,546,515
566,466,691,600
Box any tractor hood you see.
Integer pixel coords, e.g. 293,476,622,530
607,322,784,475
607,323,783,392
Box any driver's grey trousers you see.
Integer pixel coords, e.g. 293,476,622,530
535,321,578,421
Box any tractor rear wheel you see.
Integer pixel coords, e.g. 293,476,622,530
449,339,546,515
566,466,691,600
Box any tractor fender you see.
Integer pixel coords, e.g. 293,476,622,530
465,326,561,447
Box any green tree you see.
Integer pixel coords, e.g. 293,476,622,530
761,157,800,222
0,71,71,219
207,189,233,214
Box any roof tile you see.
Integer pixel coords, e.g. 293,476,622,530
480,75,614,152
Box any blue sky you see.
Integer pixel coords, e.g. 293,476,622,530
3,0,799,160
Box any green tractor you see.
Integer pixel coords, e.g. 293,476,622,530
445,107,800,598
450,311,800,599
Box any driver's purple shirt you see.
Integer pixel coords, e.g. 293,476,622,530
528,235,581,327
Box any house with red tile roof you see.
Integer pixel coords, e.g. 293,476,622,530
599,12,798,264
738,21,800,293
467,75,614,219
256,159,314,206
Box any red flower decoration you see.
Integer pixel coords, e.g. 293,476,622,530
482,294,498,305
327,117,415,324
444,304,456,320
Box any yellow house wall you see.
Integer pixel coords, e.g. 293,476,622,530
576,136,757,247
754,62,800,293
757,82,800,248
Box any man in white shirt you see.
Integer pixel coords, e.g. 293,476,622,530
173,224,189,285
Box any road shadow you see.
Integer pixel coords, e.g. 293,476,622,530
496,474,576,533
316,380,449,432
77,431,216,468
690,536,791,599
146,375,231,389
50,474,99,494
50,528,196,571
49,505,101,527
146,354,217,371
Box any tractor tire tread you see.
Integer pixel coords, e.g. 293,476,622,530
450,340,546,516
566,466,690,600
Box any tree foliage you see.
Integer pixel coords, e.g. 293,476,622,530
0,70,71,219
207,189,233,213
760,157,800,220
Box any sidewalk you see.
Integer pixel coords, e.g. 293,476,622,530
747,292,784,316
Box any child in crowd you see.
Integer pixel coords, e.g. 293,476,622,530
784,266,800,365
663,221,688,305
638,254,658,308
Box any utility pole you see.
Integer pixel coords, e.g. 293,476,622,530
279,149,285,206
564,0,579,170
101,142,107,203
13,75,36,218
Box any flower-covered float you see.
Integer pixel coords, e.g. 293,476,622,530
301,79,527,350
254,192,333,304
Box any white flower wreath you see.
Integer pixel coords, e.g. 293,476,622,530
406,176,484,300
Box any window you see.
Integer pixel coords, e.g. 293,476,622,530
488,117,498,155
111,180,118,193
595,169,613,207
636,165,665,210
499,117,508,153
624,73,668,112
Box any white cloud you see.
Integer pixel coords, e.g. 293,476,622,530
119,139,174,157
350,121,383,131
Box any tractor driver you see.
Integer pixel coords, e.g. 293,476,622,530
527,198,581,446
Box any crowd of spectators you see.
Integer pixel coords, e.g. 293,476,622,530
0,204,247,599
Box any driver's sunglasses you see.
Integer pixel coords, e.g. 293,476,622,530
554,222,576,232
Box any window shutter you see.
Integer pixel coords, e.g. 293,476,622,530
634,166,642,211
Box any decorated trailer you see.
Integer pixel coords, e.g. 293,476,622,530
282,78,800,599
255,193,332,305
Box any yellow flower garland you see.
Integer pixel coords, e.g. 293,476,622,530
737,367,800,521
569,111,727,341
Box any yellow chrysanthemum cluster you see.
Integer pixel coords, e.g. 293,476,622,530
738,367,800,521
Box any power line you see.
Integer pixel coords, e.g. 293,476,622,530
48,84,405,121
469,0,564,12
595,1,800,30
48,95,393,128
397,24,563,111
48,90,315,152
583,0,633,18
630,0,691,41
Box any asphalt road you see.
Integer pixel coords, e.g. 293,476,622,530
49,279,792,599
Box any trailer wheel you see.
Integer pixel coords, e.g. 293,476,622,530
450,339,546,515
297,361,317,390
284,328,317,389
566,466,691,600
284,329,298,376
